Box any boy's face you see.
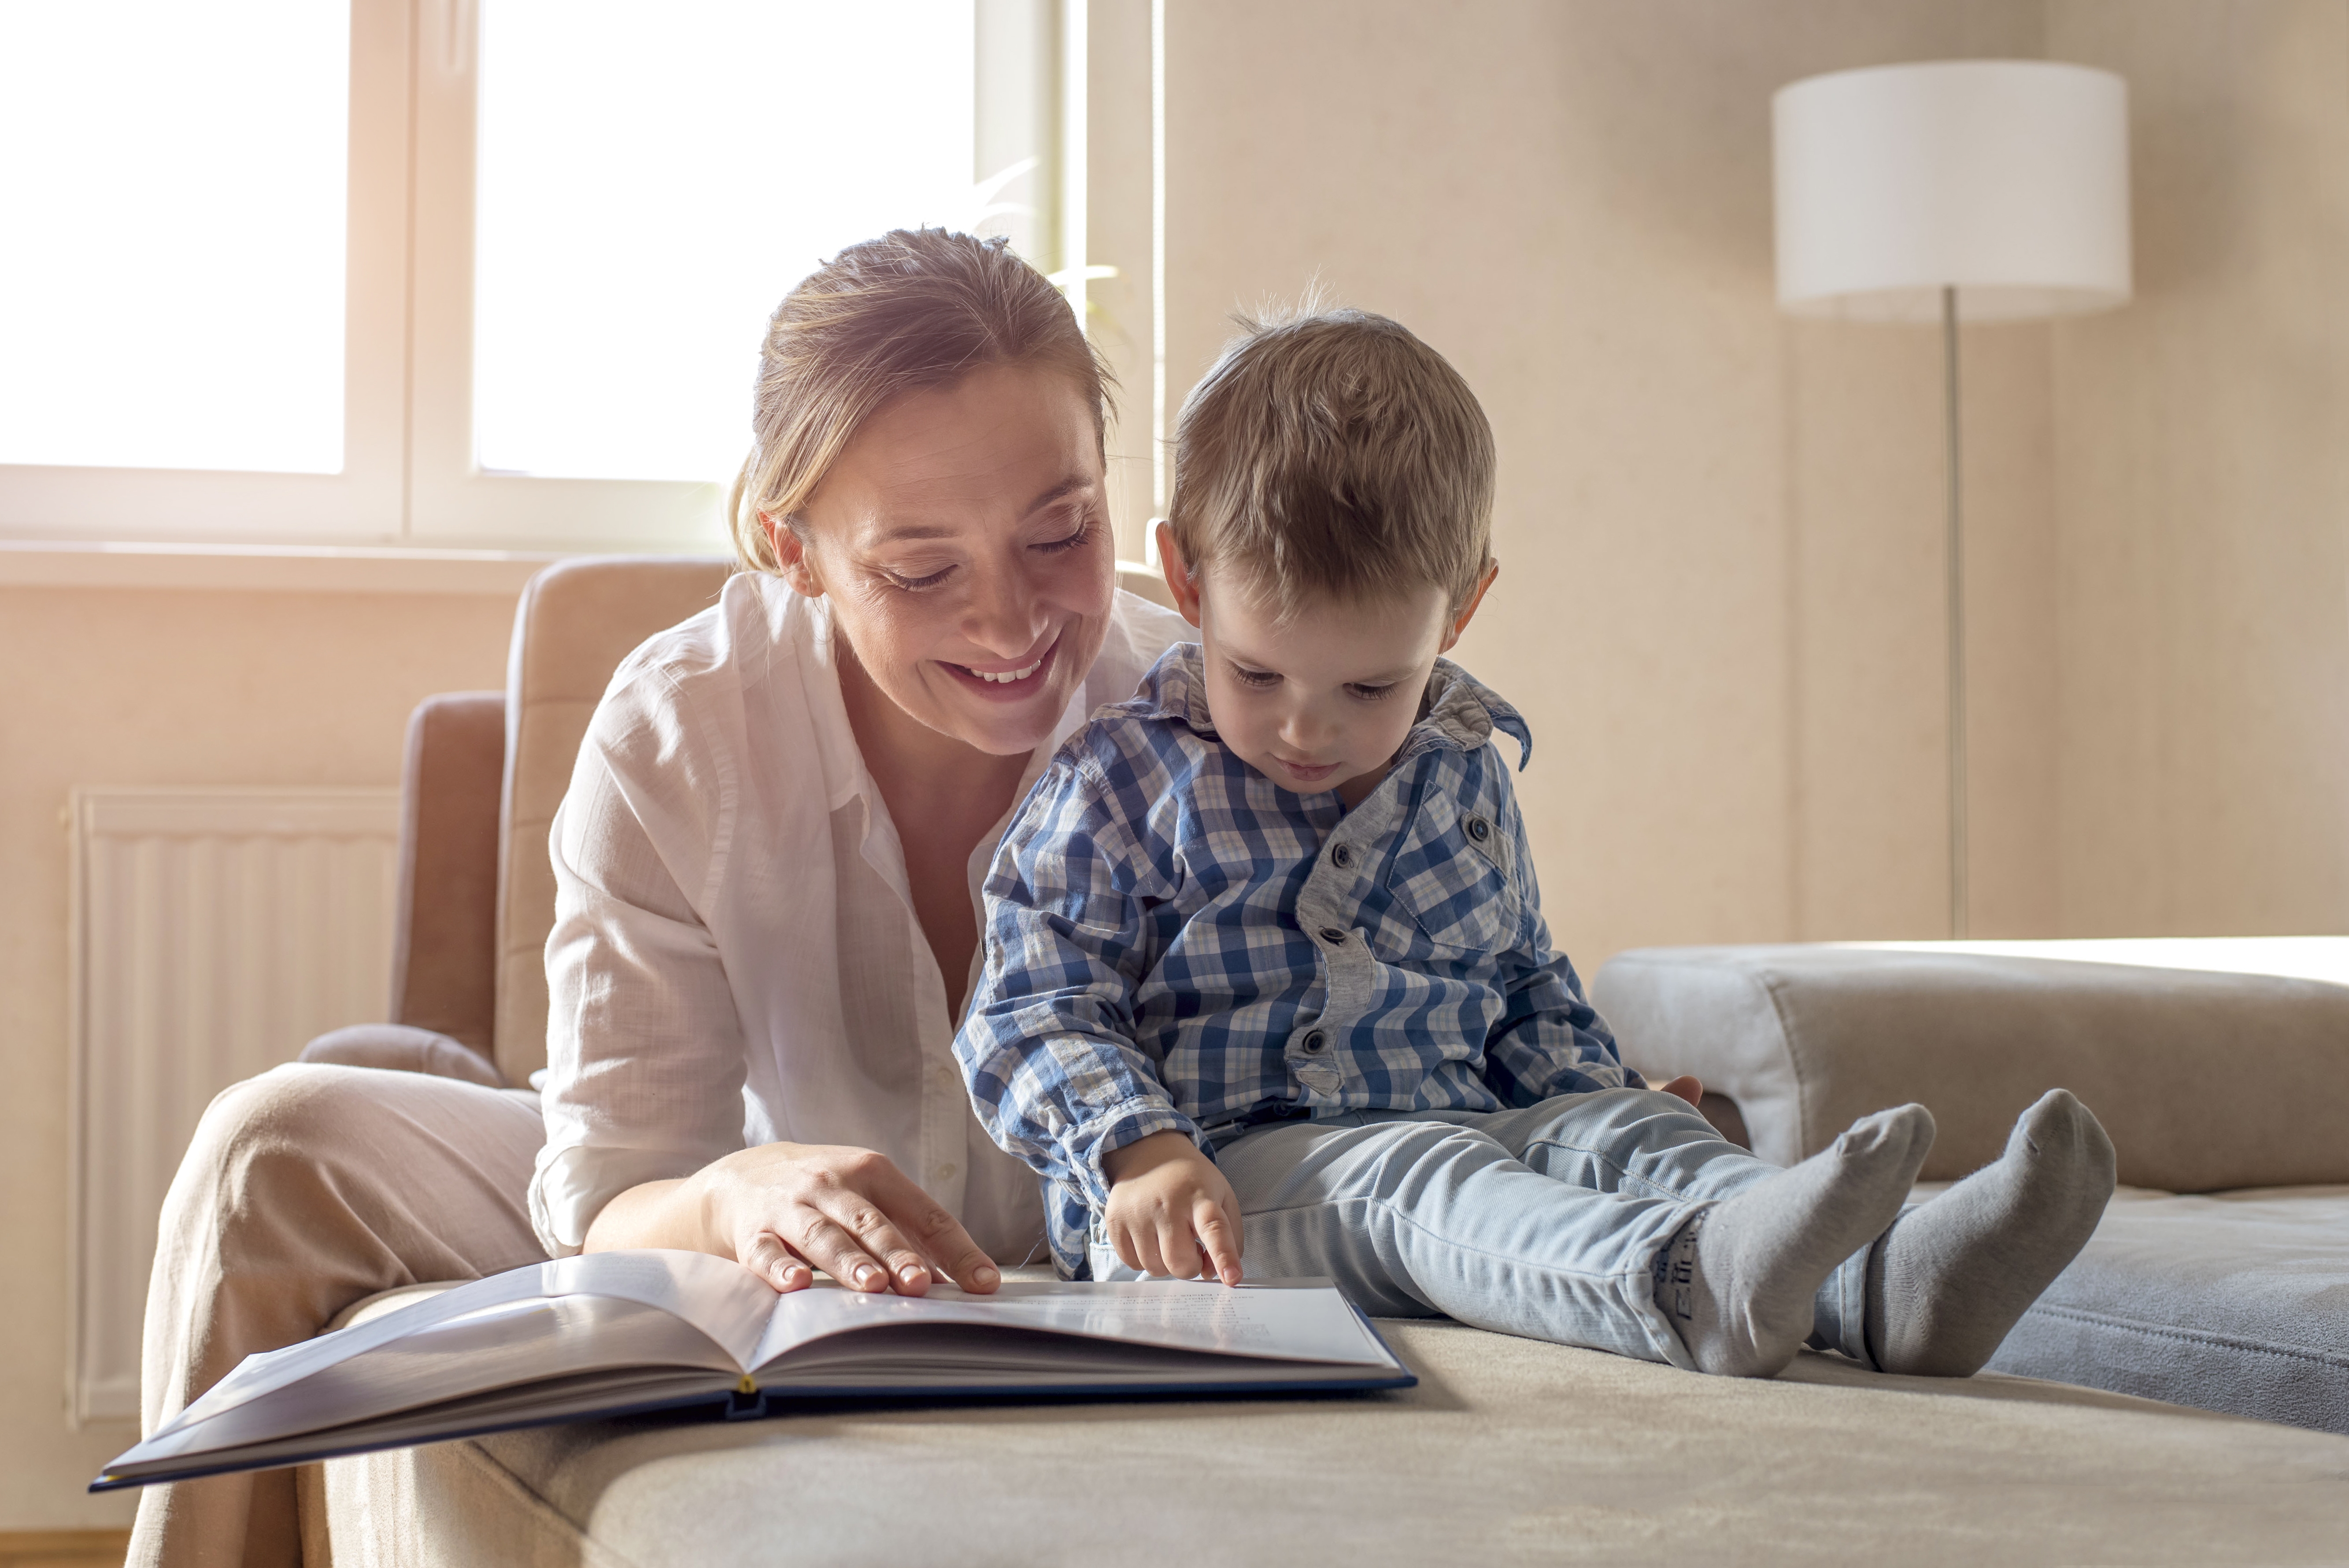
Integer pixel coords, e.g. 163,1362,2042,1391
1158,525,1495,808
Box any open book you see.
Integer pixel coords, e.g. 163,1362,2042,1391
95,1249,1413,1490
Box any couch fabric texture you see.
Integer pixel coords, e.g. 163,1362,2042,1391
1594,944,2349,1435
298,1283,2349,1568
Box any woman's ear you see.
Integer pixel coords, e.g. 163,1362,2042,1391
1437,559,1501,655
1156,521,1204,629
764,512,824,598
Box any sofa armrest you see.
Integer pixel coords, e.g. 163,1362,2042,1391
1593,943,2349,1190
390,691,506,1058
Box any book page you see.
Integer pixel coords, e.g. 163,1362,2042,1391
751,1278,1394,1372
155,1250,775,1439
121,1294,737,1466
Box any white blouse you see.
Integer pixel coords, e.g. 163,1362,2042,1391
529,571,1188,1259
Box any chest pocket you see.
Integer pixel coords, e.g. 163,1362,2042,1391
1378,792,1520,959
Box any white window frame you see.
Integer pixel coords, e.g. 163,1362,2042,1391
0,0,1069,555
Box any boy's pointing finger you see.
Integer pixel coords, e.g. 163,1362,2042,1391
1195,1198,1244,1287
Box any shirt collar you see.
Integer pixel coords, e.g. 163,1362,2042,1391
1140,643,1533,771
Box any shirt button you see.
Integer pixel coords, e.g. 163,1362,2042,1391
1319,926,1347,945
1302,1031,1326,1054
933,1163,958,1182
1331,843,1353,868
1466,816,1491,843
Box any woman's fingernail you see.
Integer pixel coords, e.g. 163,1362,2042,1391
854,1265,882,1288
973,1264,1000,1287
897,1264,924,1286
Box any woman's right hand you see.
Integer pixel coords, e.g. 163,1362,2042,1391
586,1142,1001,1297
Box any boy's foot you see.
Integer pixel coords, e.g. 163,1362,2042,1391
1656,1104,1935,1378
1865,1088,2115,1378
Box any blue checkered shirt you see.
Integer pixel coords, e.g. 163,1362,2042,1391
954,645,1639,1276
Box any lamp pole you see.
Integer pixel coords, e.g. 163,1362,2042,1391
1942,284,1968,940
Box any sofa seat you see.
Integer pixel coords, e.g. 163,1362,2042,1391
1991,1184,2349,1434
1593,941,2349,1434
300,1299,2349,1567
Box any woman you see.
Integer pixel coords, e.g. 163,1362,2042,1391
131,229,1187,1568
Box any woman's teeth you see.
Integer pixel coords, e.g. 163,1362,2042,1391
969,655,1044,684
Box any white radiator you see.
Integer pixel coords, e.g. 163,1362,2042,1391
67,787,401,1424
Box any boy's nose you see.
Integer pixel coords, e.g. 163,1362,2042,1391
1281,709,1337,753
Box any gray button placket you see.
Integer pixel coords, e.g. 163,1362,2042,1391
1286,788,1404,1097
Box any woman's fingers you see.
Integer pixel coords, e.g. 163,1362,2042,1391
741,1231,813,1293
844,1156,1003,1293
786,1213,895,1291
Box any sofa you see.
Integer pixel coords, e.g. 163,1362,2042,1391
1596,942,2349,1435
287,557,2349,1565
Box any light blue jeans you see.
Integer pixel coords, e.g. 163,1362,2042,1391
1088,1087,1875,1371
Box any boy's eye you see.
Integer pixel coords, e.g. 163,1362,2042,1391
1227,663,1280,688
1347,682,1399,701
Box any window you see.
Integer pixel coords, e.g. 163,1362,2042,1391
0,0,1058,552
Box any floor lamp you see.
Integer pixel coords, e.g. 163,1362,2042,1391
1772,60,2132,938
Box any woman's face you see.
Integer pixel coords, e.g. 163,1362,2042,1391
775,364,1117,758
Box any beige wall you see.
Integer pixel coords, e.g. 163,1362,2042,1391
0,584,513,1527
2049,0,2349,936
1162,0,2349,964
1163,0,2060,965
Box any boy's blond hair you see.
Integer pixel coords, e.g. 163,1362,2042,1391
1165,307,1494,617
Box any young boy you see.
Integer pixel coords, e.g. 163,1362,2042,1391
954,309,2114,1378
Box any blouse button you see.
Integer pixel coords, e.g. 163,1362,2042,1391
1466,816,1491,843
933,1163,958,1182
1319,926,1347,946
1302,1031,1326,1054
1331,843,1353,869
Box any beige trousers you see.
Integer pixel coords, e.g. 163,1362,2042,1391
128,1063,548,1568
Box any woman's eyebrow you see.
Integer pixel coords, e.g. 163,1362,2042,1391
1021,476,1091,516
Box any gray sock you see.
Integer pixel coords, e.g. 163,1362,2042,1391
1865,1087,2116,1378
1656,1103,1935,1378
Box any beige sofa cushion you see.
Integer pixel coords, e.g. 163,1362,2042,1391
301,1308,2349,1566
1593,943,2349,1189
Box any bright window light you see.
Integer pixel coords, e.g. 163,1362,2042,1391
0,2,348,474
474,0,978,484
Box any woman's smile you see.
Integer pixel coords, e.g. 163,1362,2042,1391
940,627,1063,700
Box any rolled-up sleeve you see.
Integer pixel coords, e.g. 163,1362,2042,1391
529,666,748,1255
955,758,1193,1211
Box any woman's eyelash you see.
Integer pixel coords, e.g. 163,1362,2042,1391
1033,515,1095,554
882,514,1092,589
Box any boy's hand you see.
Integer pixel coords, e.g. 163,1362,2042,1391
1101,1131,1246,1286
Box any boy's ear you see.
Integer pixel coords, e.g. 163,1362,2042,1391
1437,559,1501,655
765,513,824,598
1156,521,1204,629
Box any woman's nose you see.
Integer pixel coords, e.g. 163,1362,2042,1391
960,558,1048,657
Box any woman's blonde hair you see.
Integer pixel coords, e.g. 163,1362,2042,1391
727,228,1114,574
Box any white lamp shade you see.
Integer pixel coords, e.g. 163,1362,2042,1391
1773,60,2131,322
